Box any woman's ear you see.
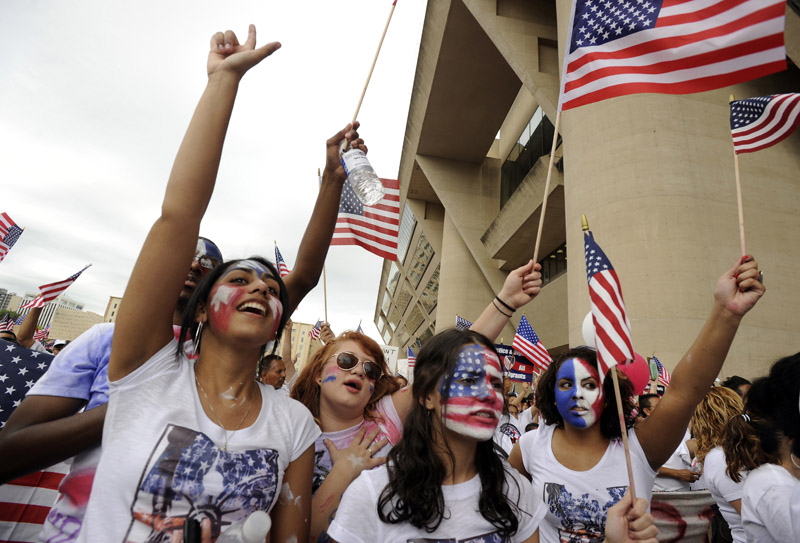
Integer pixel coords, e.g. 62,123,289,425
423,393,437,411
196,303,208,324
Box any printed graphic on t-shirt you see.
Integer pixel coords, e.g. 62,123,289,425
544,482,626,543
125,424,279,542
498,422,522,445
407,532,508,543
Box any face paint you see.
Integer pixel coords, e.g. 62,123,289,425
321,366,338,385
438,344,504,441
208,284,241,333
225,259,271,277
197,238,223,262
555,358,604,428
207,262,282,337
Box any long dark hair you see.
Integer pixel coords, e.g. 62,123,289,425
177,256,289,358
723,352,800,482
377,329,522,536
535,346,635,439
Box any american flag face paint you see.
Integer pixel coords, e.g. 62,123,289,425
555,358,604,428
438,344,504,441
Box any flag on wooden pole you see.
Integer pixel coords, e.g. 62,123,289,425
331,177,400,260
274,243,291,278
407,346,416,370
512,315,553,372
20,265,92,310
731,93,800,154
559,0,787,111
308,320,323,340
583,221,634,381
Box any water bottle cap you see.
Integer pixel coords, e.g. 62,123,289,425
242,511,271,542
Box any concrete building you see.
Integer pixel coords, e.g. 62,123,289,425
49,306,104,341
374,0,800,380
282,320,323,373
0,288,16,311
17,294,85,329
104,296,122,323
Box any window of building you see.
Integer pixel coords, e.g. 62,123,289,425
382,290,392,315
397,203,416,264
540,242,567,285
382,328,392,344
406,304,425,335
420,324,435,345
419,264,440,313
406,232,434,288
396,281,414,317
501,107,562,208
387,305,402,332
387,262,401,296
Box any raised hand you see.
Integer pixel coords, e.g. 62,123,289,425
713,255,765,317
325,123,366,184
207,25,281,78
497,259,543,311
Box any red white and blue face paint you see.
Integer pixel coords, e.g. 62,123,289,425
555,357,604,428
438,344,504,441
207,260,283,337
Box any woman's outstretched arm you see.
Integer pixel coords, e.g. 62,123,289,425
637,256,765,470
109,26,280,381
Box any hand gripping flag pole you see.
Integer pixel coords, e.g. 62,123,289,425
582,214,637,501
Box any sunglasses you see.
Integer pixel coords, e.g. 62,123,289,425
194,253,222,270
331,352,383,381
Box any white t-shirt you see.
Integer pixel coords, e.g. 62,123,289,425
701,447,746,543
494,413,523,456
77,340,320,543
653,429,692,492
741,463,800,543
327,463,543,543
518,423,657,543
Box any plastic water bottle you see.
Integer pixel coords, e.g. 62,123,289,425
340,147,385,206
216,511,271,543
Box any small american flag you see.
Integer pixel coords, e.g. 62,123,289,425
455,315,473,332
32,327,49,342
731,93,800,154
407,347,416,370
274,244,291,278
0,315,13,332
0,213,23,264
20,264,91,310
584,229,635,381
0,340,68,543
560,0,787,111
308,320,323,341
653,355,671,387
331,177,400,261
512,315,552,372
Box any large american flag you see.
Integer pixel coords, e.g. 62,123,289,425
0,340,68,543
584,230,635,380
0,213,23,264
331,177,400,260
20,264,91,310
559,0,787,111
274,244,291,278
653,355,671,387
512,315,553,372
455,315,473,332
730,93,800,154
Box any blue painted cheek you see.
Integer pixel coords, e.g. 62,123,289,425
322,375,336,385
555,363,588,428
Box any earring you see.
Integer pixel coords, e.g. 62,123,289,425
193,322,203,356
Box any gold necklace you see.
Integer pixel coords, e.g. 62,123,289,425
194,374,255,452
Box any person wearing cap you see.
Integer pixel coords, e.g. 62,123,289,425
52,339,69,355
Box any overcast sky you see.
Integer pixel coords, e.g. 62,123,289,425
0,0,426,343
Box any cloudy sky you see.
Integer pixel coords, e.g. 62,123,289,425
0,0,426,343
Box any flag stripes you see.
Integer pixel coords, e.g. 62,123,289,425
332,178,400,261
731,93,800,153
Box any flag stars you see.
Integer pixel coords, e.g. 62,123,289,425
10,356,20,364
18,367,28,376
5,386,16,395
26,380,35,388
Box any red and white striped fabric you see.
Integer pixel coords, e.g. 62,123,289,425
731,93,800,154
0,213,14,239
512,315,553,372
583,230,635,381
560,0,787,111
331,178,400,261
20,265,91,310
0,462,69,543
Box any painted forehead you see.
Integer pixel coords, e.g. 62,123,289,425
454,344,502,375
196,238,223,261
557,357,600,380
222,259,275,280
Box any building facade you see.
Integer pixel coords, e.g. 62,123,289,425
374,0,800,379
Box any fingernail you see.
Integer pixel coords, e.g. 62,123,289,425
734,273,739,279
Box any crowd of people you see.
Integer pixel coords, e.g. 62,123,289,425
0,25,797,543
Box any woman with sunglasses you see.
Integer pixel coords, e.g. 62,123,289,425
508,256,765,543
77,26,365,543
326,329,659,543
292,260,544,541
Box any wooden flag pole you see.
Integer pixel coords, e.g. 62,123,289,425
318,167,329,323
582,215,637,501
532,110,562,263
730,95,746,256
352,0,398,125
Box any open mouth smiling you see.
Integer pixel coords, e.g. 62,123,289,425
237,301,268,317
343,378,363,392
